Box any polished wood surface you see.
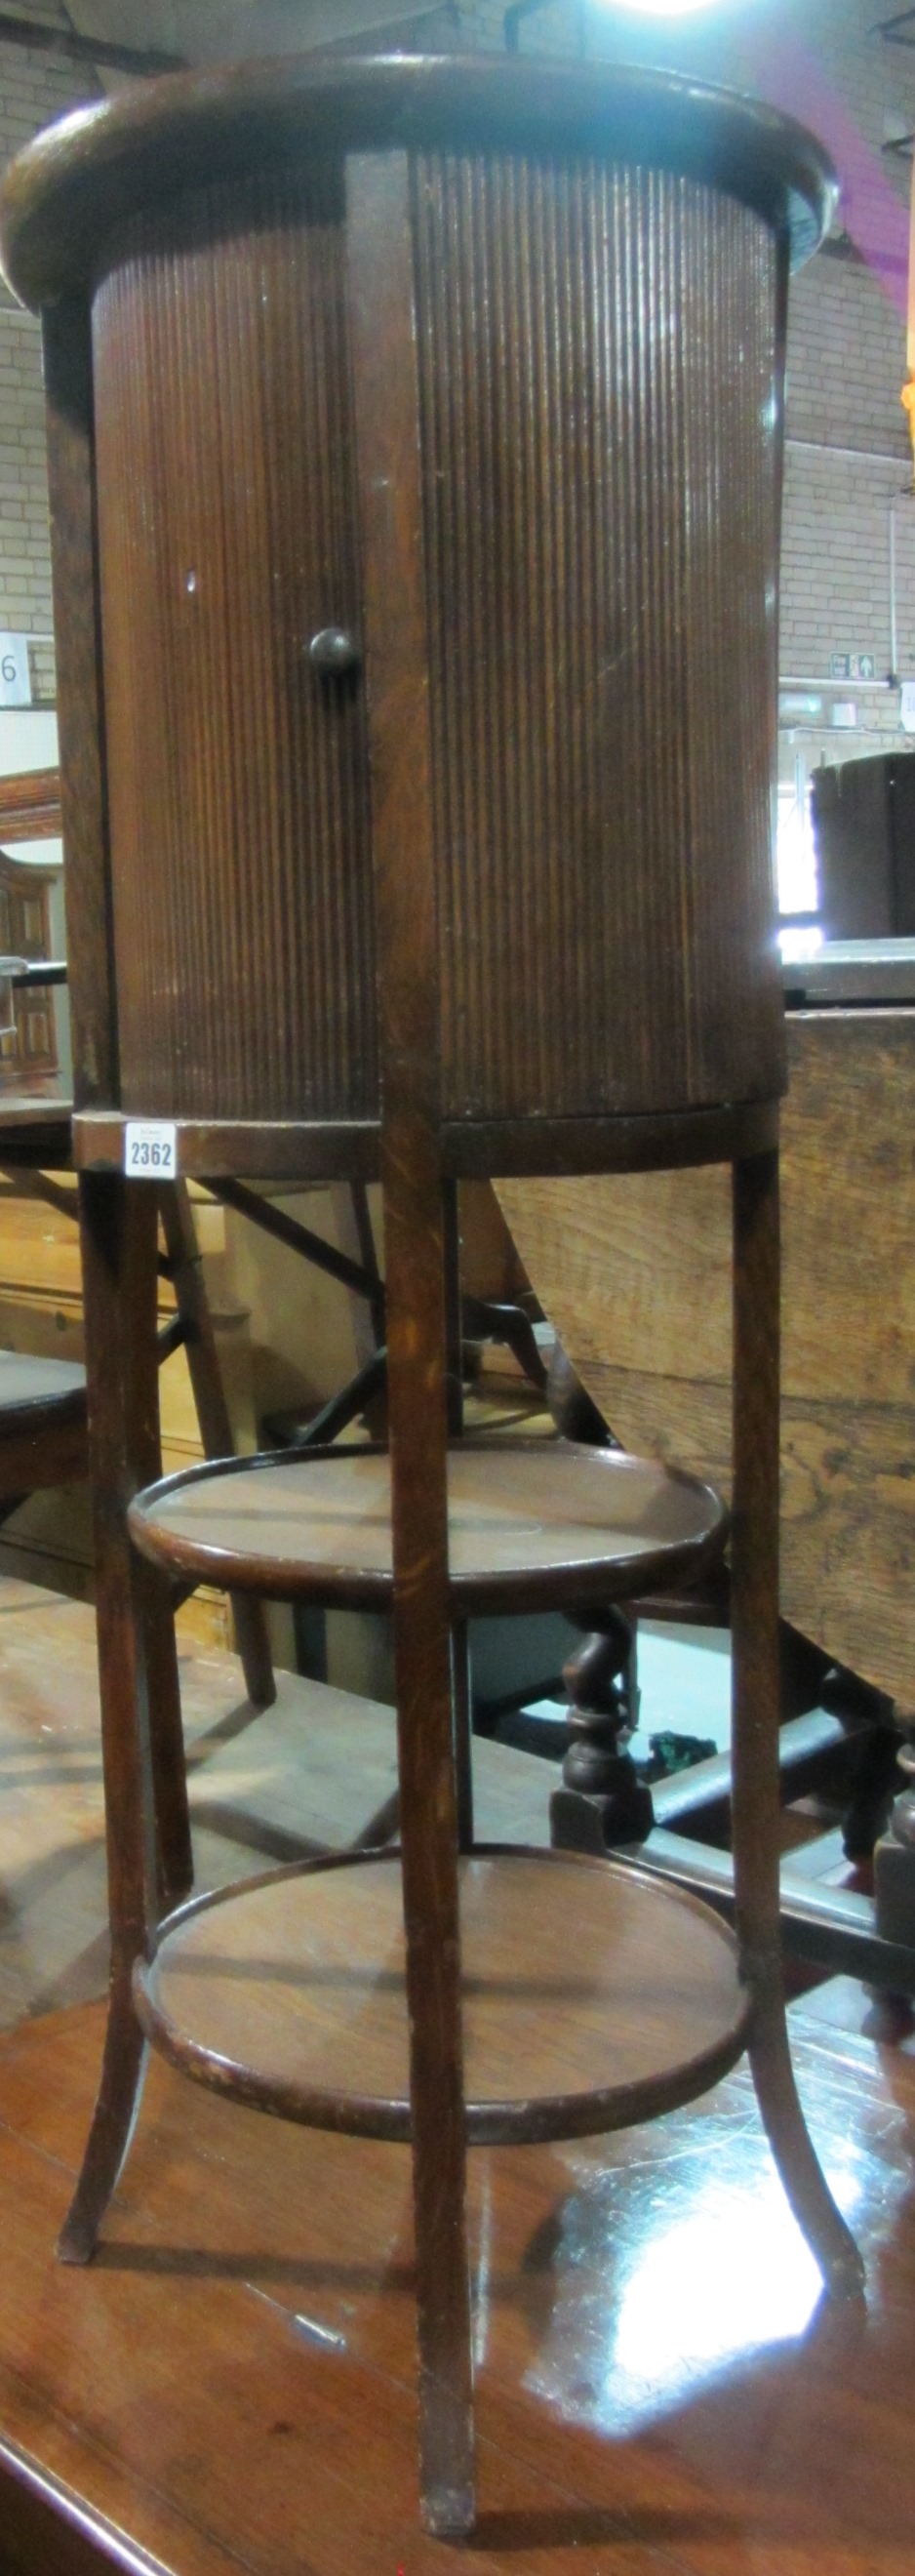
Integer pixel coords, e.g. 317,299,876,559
0,1992,910,2576
70,1099,781,1186
0,60,834,1146
0,1577,903,2576
499,1009,915,1704
128,1441,727,1612
137,1849,750,2142
0,769,61,844
5,49,848,2534
94,128,781,1128
0,56,835,304
350,138,475,2526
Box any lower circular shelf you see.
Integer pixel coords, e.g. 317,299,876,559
134,1847,752,2146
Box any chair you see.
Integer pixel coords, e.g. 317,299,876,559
0,51,860,2539
0,1153,276,1906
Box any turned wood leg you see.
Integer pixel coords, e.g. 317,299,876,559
874,1711,915,1956
60,1174,166,2260
732,1147,864,2300
557,1612,652,1843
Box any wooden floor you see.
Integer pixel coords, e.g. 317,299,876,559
0,1579,911,2572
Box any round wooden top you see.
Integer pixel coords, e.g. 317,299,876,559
135,1848,752,2145
0,1348,85,1424
0,55,836,311
128,1437,727,1614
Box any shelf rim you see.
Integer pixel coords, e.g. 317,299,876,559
127,1435,730,1616
133,1843,754,2149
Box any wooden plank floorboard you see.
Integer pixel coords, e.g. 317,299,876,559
0,1576,558,2033
0,1580,910,2569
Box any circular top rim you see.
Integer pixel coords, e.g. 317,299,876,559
0,51,838,309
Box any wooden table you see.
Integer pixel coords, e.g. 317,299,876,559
0,1094,71,1171
499,995,915,1708
498,958,915,1978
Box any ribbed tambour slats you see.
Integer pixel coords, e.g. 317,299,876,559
92,171,377,1123
412,152,785,1121
90,143,785,1131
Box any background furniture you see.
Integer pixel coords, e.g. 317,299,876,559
811,752,915,942
0,1086,275,1878
501,953,915,1989
1,50,859,2538
0,853,59,1090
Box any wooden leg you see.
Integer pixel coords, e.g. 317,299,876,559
452,1616,474,1856
58,1988,146,2266
159,1184,275,1711
142,1557,193,1914
874,1711,915,1947
383,1148,475,2537
348,142,474,2529
446,1187,474,1855
732,1148,864,2299
60,1174,166,2259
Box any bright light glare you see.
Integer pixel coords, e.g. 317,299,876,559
525,2151,868,2438
599,2,722,15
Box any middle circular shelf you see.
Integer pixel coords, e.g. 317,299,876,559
128,1436,727,1615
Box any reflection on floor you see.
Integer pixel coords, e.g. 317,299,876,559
0,1575,911,2575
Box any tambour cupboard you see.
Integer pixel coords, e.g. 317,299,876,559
0,53,861,2540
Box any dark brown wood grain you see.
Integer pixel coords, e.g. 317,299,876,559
58,1176,180,2263
732,1151,863,2297
126,1440,728,1619
347,144,473,2539
11,62,825,1141
414,151,784,1121
72,1113,381,1181
41,301,117,1113
71,1101,780,1185
0,770,61,843
16,50,855,2536
0,55,836,313
90,165,376,1128
499,1012,915,1703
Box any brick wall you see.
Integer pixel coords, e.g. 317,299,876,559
447,1,915,782
0,4,95,704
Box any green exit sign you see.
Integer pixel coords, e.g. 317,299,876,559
830,652,876,681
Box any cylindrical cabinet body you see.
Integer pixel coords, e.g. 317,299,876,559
0,59,834,1141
